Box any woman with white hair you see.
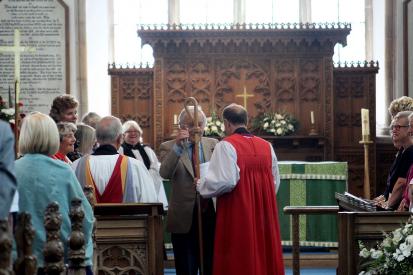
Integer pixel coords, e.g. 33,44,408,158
75,123,96,155
119,120,168,209
52,122,78,163
15,112,94,274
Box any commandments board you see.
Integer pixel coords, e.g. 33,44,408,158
0,0,68,114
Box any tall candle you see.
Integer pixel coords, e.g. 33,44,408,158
173,114,178,125
361,108,370,137
310,111,315,124
8,85,12,108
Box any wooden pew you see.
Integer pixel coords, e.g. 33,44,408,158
0,199,88,275
93,203,164,275
338,211,411,275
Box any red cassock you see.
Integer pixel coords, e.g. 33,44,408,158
213,133,285,275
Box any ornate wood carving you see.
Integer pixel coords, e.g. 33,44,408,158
0,220,13,275
14,213,36,275
97,244,147,274
333,62,379,196
109,25,384,197
94,204,164,275
43,202,65,275
68,199,85,271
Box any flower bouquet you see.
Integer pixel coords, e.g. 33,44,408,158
0,96,15,124
253,112,298,136
388,96,413,118
204,111,225,137
358,218,413,275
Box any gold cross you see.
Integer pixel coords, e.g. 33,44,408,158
0,29,36,102
236,86,254,110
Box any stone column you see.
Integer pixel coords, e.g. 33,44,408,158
168,0,180,25
384,0,395,127
233,0,246,24
299,0,311,23
77,0,88,117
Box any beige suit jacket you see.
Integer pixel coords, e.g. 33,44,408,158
159,137,218,233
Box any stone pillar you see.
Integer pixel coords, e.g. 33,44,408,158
299,0,311,23
168,0,180,25
77,0,88,117
384,0,395,127
233,0,246,24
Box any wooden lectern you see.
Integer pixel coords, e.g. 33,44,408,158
94,203,164,275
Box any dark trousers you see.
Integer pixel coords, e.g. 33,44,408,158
171,199,215,275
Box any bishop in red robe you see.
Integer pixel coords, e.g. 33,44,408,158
198,103,284,275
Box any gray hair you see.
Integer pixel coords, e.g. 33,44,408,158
81,112,101,129
96,116,122,144
178,106,207,129
56,122,77,142
75,124,96,155
394,111,413,122
122,120,143,135
19,112,60,156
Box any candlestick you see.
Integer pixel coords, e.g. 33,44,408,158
361,108,370,138
173,114,178,125
310,111,315,124
8,85,13,108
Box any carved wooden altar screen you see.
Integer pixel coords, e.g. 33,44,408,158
109,24,383,197
136,23,351,156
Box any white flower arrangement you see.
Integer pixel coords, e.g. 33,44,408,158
254,112,298,136
388,96,413,118
0,96,15,124
359,219,413,275
204,112,225,137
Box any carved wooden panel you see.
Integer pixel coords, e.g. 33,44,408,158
109,26,385,198
333,62,379,197
137,24,350,149
109,66,154,146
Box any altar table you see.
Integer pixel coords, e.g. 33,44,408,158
277,161,347,247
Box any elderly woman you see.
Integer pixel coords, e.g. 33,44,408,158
15,112,94,274
81,112,101,129
52,122,78,163
49,95,79,123
119,120,168,208
75,123,96,156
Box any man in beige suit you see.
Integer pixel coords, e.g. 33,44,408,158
160,106,218,275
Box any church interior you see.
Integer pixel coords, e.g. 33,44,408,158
1,0,413,274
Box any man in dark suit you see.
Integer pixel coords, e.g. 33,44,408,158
0,120,17,219
160,107,218,275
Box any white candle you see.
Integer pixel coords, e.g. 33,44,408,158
310,111,315,124
173,114,178,125
361,108,370,136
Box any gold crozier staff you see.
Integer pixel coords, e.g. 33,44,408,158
183,97,204,275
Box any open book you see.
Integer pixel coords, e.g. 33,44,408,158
335,192,386,212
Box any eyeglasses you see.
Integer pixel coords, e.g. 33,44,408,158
125,130,140,134
390,125,409,131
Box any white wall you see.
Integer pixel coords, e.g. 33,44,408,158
85,0,111,116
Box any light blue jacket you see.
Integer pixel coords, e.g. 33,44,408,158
0,121,16,219
15,154,94,267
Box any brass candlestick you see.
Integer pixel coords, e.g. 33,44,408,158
170,123,179,137
309,123,318,136
359,135,373,199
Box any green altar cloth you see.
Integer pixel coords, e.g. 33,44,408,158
277,161,347,247
163,161,347,248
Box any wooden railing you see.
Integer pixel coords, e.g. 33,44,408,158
283,205,339,275
0,199,87,275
